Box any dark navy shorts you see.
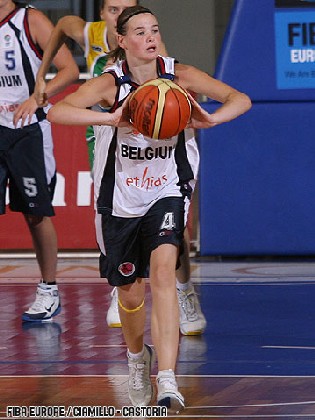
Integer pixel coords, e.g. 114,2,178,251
99,196,185,286
0,122,56,216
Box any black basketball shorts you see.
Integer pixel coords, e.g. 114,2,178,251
0,121,56,216
99,196,185,286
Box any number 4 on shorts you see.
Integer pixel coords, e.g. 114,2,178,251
160,212,175,230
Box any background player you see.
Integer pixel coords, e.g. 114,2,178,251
35,0,206,335
0,0,79,322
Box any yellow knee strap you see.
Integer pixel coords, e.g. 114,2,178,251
118,297,145,313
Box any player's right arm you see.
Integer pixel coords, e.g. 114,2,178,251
47,73,128,127
35,15,86,106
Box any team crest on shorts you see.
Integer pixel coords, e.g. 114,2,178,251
118,262,135,277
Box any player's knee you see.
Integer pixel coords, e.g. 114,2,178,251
118,280,145,310
23,214,44,227
152,265,176,290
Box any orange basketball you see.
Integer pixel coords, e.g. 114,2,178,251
129,79,191,140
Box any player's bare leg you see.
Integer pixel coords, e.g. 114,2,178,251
118,279,154,406
25,215,57,280
150,243,184,412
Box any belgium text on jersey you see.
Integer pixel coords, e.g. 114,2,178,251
0,75,22,87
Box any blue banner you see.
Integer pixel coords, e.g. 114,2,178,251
274,9,315,89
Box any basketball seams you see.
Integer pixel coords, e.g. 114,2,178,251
171,89,183,135
153,82,169,139
129,78,191,140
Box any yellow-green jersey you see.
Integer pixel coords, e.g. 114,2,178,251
84,21,110,77
84,21,111,169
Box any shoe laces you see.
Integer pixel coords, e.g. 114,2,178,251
158,372,178,392
177,289,198,321
128,360,146,391
30,288,52,312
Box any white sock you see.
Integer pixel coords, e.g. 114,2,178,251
157,369,176,383
176,279,192,292
127,347,144,360
158,368,174,375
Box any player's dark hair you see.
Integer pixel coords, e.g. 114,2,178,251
109,5,153,62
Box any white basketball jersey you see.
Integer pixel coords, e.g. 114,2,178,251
0,6,49,128
96,57,199,218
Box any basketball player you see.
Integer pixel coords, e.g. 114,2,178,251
0,0,79,322
47,6,251,411
35,0,207,336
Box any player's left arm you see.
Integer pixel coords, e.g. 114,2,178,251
14,8,79,127
175,63,252,129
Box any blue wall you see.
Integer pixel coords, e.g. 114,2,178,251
199,0,315,255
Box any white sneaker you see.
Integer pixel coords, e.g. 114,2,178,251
106,287,122,328
156,369,185,414
177,285,207,335
128,344,155,406
22,283,61,322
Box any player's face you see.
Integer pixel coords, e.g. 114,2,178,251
100,0,137,36
119,13,161,62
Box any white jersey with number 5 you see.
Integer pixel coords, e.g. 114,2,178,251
0,6,50,129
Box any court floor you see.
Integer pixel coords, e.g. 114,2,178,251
1,255,315,419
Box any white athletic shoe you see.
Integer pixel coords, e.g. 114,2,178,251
22,283,61,322
106,287,122,328
177,285,207,335
156,369,185,414
128,344,155,406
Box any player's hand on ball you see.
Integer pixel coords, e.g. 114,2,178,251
186,93,218,129
120,97,133,128
107,100,132,128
